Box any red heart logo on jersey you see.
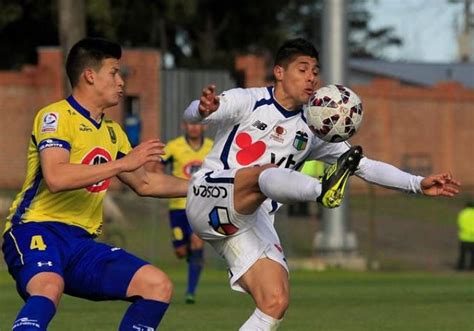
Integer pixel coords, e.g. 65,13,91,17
235,132,266,165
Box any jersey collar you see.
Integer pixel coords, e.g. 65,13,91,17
66,95,104,129
185,135,204,151
268,86,303,118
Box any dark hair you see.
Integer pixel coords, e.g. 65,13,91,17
274,38,319,68
66,38,122,88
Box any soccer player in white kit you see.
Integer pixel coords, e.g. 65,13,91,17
184,38,460,330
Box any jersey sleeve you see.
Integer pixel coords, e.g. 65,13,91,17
161,140,174,164
355,157,424,193
183,88,253,126
207,88,252,125
306,138,350,164
113,123,132,159
34,107,73,153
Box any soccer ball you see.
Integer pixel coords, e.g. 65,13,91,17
306,84,363,143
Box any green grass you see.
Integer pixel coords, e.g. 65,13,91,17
1,268,473,331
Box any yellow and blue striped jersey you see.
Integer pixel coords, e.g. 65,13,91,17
4,96,131,235
162,136,213,210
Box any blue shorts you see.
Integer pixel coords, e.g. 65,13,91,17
2,221,148,301
169,210,193,248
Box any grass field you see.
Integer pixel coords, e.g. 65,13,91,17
1,267,473,331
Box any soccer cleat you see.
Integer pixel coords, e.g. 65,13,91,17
317,145,363,208
185,293,196,304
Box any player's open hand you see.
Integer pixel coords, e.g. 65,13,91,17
199,84,219,118
420,172,460,197
121,139,165,172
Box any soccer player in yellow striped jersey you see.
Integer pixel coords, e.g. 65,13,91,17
2,38,188,331
161,121,213,303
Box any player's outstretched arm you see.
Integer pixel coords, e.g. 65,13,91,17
118,167,188,198
40,139,164,193
420,172,460,197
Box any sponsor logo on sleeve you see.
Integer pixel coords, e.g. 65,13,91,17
41,112,59,133
38,139,65,152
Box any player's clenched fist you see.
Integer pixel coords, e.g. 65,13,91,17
199,84,220,117
121,139,165,172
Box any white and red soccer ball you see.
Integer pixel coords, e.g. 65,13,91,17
306,84,363,143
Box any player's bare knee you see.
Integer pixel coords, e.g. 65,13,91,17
147,273,173,302
128,266,173,302
27,273,64,305
138,269,173,302
258,289,289,317
175,246,188,259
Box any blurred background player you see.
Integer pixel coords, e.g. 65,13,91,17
160,120,213,303
2,37,188,331
456,200,474,270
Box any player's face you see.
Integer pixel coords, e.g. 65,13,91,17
184,123,204,139
274,55,320,109
93,58,124,107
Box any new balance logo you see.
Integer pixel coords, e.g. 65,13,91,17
252,120,267,130
37,261,53,267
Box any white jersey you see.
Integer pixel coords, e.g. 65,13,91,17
184,86,424,195
185,86,347,172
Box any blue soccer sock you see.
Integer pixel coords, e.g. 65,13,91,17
187,249,204,295
119,298,169,331
12,295,56,330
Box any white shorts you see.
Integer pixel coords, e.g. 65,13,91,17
186,168,289,292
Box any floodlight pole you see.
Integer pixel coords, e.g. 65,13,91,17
314,0,358,257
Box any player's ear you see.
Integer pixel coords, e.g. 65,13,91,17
273,65,284,81
83,68,94,85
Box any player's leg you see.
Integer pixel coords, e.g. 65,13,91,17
2,223,66,330
238,258,288,330
236,165,321,213
205,210,289,330
468,242,474,270
457,241,466,270
62,235,171,330
186,233,205,303
248,146,362,212
169,209,203,303
169,209,190,259
118,264,172,330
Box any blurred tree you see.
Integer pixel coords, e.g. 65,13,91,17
58,0,86,94
0,0,58,69
0,0,402,70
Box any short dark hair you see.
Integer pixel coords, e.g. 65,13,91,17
274,38,319,68
66,38,122,88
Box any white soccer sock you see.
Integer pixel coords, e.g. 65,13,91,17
258,168,321,203
239,308,282,331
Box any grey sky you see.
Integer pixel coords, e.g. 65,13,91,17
368,0,465,63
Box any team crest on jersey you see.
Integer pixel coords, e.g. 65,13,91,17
106,126,117,144
183,160,203,178
41,112,59,133
292,131,308,151
208,206,238,235
270,125,287,143
81,147,112,192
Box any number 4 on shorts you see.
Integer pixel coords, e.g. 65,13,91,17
30,235,47,251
